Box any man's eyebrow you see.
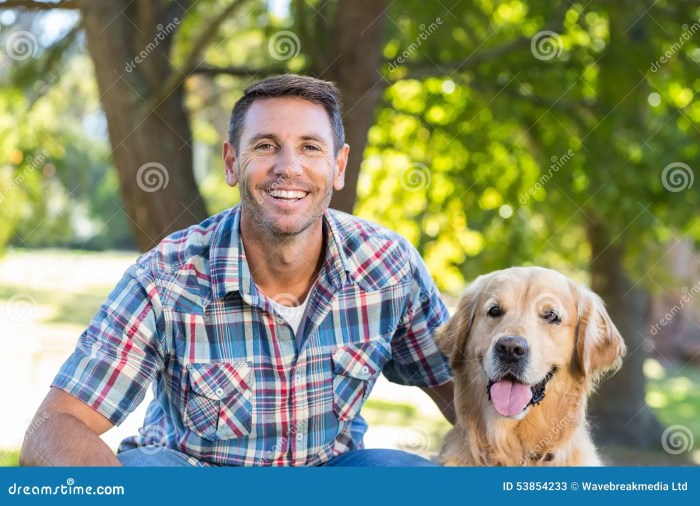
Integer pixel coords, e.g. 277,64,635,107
246,133,279,145
245,133,329,146
300,134,327,145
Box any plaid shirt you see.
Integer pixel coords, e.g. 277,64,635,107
52,205,452,466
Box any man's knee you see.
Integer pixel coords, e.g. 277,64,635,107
117,447,196,467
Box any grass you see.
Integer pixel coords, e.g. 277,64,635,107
0,450,20,467
1,249,699,466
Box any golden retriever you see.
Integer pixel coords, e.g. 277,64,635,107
437,266,626,466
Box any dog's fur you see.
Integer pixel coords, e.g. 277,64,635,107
437,266,626,466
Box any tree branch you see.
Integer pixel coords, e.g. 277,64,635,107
189,64,288,78
0,0,78,9
402,35,533,80
152,0,249,107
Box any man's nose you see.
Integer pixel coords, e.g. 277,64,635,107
274,146,303,177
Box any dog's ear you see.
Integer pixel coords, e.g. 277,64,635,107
575,285,627,385
437,276,485,370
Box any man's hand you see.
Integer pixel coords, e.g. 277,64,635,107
421,381,456,425
20,387,121,466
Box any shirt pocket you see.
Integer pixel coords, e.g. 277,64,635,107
184,361,253,441
332,340,391,422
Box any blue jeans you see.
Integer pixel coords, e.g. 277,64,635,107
117,447,437,467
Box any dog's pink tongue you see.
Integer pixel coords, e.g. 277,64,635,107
490,380,533,416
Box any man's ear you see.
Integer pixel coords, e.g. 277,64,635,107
223,141,238,188
332,143,349,191
437,275,485,371
575,285,627,386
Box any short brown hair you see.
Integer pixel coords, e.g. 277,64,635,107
228,74,345,153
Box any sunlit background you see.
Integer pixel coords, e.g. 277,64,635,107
1,0,699,465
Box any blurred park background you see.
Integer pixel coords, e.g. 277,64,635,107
0,0,699,466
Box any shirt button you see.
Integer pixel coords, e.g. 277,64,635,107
296,433,303,442
295,374,301,384
361,366,370,374
215,387,225,398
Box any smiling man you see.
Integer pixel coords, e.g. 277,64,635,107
20,74,455,467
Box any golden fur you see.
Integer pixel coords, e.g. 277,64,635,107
437,266,626,466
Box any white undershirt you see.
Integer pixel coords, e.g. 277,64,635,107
267,295,310,336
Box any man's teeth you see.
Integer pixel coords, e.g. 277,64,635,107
267,190,307,199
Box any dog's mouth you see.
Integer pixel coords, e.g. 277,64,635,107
486,367,557,417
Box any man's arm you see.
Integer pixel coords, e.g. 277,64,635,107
421,381,456,426
20,387,120,466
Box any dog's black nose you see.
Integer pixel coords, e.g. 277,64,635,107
495,336,529,363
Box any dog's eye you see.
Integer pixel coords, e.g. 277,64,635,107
487,305,502,318
541,310,561,324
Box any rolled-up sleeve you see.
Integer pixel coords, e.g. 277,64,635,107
382,244,452,387
51,262,165,425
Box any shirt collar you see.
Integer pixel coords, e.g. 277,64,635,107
210,205,350,300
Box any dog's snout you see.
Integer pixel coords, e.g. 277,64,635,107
495,336,529,363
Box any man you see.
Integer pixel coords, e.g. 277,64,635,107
20,74,454,467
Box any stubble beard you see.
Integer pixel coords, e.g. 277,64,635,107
239,177,333,246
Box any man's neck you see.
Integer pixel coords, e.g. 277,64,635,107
240,214,325,305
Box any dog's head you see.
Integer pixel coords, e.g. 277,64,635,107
438,266,626,420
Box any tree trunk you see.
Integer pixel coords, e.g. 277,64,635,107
586,218,663,449
79,0,207,251
319,0,388,214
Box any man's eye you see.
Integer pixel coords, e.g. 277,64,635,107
303,145,320,152
487,305,502,318
541,310,561,324
255,143,274,151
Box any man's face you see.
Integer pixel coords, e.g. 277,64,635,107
223,96,348,238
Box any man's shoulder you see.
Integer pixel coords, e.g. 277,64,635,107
327,209,418,290
136,207,234,274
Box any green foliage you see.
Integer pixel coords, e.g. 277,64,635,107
355,0,700,291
